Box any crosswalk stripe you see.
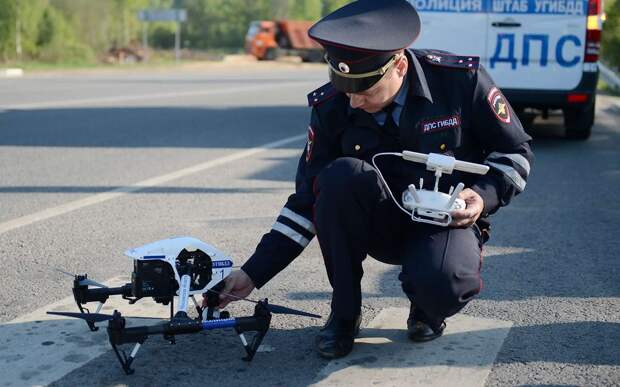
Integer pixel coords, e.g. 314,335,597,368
1,276,168,386
312,308,512,387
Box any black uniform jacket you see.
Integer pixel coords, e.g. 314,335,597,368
242,48,534,289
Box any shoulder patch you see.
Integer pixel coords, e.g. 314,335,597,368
486,87,511,124
307,82,338,107
422,52,479,70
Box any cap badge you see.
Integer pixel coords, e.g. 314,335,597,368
338,62,350,73
427,54,441,63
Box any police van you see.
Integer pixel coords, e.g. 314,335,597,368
409,0,604,139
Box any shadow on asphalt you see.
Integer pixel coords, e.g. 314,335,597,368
47,324,323,387
61,77,319,85
0,186,289,194
0,107,308,148
33,319,617,387
3,97,619,385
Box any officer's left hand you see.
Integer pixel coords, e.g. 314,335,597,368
450,188,484,228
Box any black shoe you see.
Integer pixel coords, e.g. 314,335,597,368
315,313,361,359
407,303,445,342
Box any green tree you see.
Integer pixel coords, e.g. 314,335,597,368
184,0,272,49
0,0,356,63
602,0,620,70
322,0,351,15
289,0,323,20
0,0,18,61
35,5,94,62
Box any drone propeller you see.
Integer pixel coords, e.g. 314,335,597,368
47,311,116,323
206,289,320,318
47,311,162,323
53,268,108,288
264,303,321,318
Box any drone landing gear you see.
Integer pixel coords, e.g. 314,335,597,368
75,303,101,332
102,300,272,374
111,342,142,375
236,300,272,362
70,274,132,332
201,282,231,321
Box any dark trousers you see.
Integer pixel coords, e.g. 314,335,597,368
313,157,483,328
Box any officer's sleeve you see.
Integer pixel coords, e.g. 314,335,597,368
241,108,339,288
470,65,534,216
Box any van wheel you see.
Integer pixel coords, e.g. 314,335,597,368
513,107,536,134
563,101,594,140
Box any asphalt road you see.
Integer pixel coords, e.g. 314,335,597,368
0,62,618,386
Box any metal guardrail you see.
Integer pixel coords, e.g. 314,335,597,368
599,63,620,91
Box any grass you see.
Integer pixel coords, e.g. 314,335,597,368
1,48,245,73
597,78,620,96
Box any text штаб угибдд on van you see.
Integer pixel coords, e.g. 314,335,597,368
411,0,604,139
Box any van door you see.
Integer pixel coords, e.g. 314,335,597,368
409,0,489,58
486,0,588,90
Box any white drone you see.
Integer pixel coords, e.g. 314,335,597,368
49,237,320,374
372,151,490,226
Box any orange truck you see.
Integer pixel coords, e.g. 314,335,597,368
245,20,324,62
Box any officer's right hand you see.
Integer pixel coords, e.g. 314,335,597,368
214,269,255,309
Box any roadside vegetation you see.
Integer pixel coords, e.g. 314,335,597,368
602,0,620,71
0,0,349,67
0,0,617,72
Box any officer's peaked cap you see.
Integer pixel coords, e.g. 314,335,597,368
309,0,420,93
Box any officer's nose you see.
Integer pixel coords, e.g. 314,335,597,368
348,94,365,109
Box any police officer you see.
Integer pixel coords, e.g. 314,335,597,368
210,0,533,359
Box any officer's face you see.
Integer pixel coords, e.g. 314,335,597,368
347,55,408,114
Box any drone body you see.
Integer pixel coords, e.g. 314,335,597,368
49,237,319,375
124,236,234,296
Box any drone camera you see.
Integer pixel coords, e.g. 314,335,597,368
131,260,177,299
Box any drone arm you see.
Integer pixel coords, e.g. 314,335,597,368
72,284,132,332
108,315,268,345
73,285,131,304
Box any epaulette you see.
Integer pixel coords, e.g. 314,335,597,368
307,82,338,107
422,52,480,70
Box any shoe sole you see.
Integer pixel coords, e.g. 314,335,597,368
317,348,351,359
408,332,443,342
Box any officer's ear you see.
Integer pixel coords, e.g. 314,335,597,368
395,53,408,77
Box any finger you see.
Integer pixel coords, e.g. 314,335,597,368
451,220,471,228
451,216,474,227
218,299,230,309
219,294,235,308
450,211,473,225
451,208,474,220
221,276,235,295
451,210,467,220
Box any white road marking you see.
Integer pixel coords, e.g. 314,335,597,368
312,308,512,387
0,134,306,235
1,276,169,387
483,246,535,257
0,81,314,110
